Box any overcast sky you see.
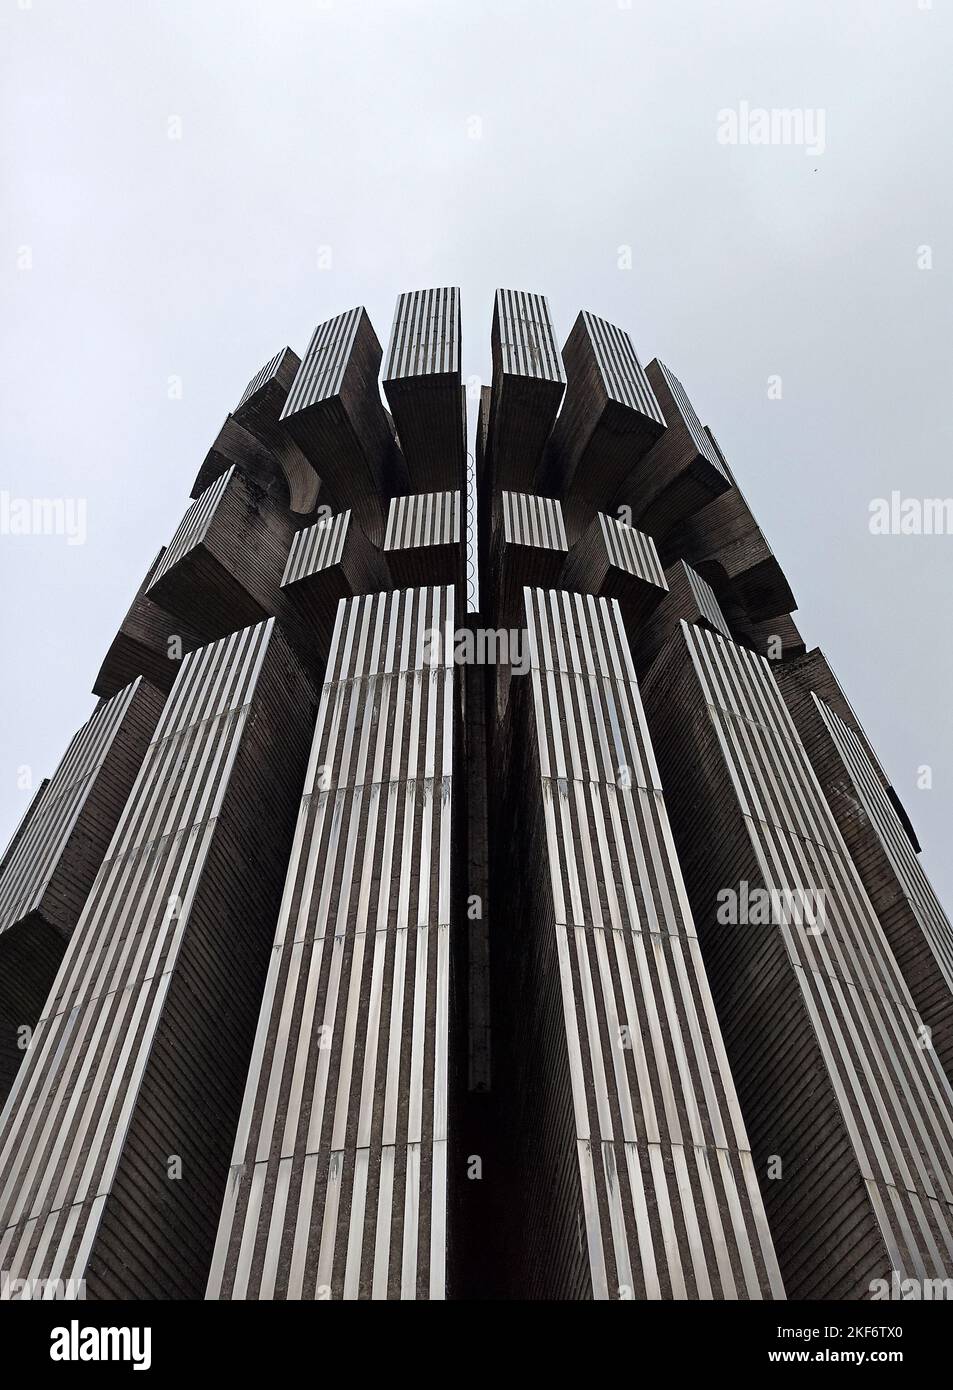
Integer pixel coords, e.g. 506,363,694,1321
1,0,951,912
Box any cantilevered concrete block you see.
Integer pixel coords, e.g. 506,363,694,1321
741,613,806,662
538,310,666,540
147,466,296,638
489,491,567,630
187,346,320,512
280,308,406,544
614,361,731,543
641,623,953,1299
656,426,796,625
0,620,315,1298
226,345,323,515
0,678,165,1104
384,490,463,590
561,512,668,632
485,289,565,495
489,587,784,1299
207,587,457,1301
93,548,208,698
189,413,292,505
280,510,390,662
384,287,466,493
634,558,732,679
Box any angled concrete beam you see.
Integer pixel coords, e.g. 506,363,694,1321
655,425,797,624
0,780,49,881
189,414,290,504
489,490,568,634
740,613,806,663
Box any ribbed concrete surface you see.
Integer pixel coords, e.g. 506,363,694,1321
281,308,406,542
232,344,320,515
281,511,391,664
384,288,466,494
485,289,565,495
562,513,669,631
5,288,951,1303
0,620,315,1299
490,491,567,628
775,661,953,1088
613,360,730,544
384,491,463,590
93,549,208,699
148,467,299,643
491,587,784,1299
0,679,165,1106
207,588,456,1300
636,558,732,680
641,623,953,1299
539,310,666,540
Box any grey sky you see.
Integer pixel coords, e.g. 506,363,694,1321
1,0,951,911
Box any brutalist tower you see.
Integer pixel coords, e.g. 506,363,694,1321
1,288,952,1302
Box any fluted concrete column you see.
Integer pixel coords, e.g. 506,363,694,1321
0,621,315,1298
491,587,783,1299
207,586,458,1300
641,623,953,1298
